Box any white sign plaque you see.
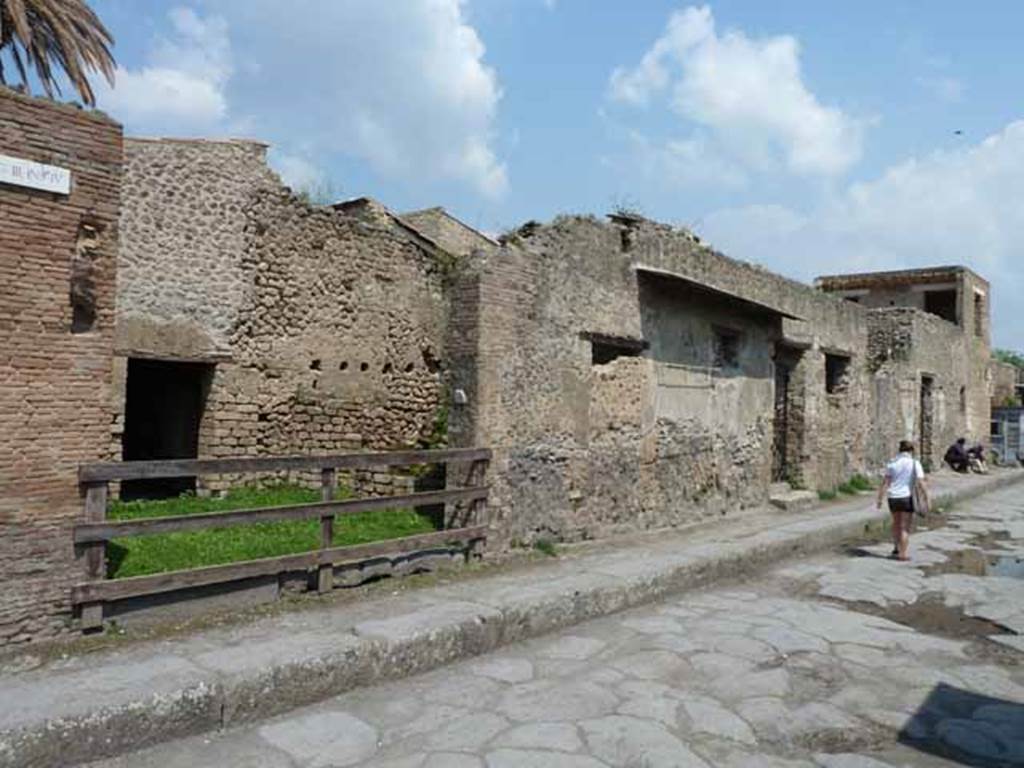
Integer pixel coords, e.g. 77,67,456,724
0,153,71,194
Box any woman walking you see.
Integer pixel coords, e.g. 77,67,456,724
875,439,930,561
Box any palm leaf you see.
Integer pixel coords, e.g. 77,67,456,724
0,0,115,106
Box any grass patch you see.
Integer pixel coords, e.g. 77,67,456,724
106,485,437,579
532,538,558,557
848,473,874,491
818,489,838,501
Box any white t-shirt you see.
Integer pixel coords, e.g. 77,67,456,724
886,453,925,499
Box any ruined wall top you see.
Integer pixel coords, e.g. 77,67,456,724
815,265,988,292
401,207,497,257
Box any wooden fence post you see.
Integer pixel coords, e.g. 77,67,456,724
318,468,336,593
81,481,108,630
467,459,489,560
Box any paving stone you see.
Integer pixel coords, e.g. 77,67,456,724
495,680,619,722
617,693,680,727
88,732,297,768
680,695,757,745
484,750,609,768
387,704,472,742
536,635,606,660
414,673,503,708
490,721,582,752
423,754,482,768
704,667,790,701
813,754,894,767
469,657,535,684
258,711,379,767
610,650,691,680
689,652,757,679
621,616,687,635
425,712,507,751
580,715,711,767
753,626,831,655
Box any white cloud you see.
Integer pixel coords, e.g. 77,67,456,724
95,8,230,130
97,2,506,198
699,120,1024,348
609,5,863,180
269,151,325,191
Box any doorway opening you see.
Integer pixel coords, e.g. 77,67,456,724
920,375,935,472
772,347,805,484
121,358,213,500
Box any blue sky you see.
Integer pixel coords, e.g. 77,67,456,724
77,1,1024,347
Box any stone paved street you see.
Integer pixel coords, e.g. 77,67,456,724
92,484,1024,768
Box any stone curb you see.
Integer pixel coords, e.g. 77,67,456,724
3,471,1022,768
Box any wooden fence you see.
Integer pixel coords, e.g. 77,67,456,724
73,448,491,630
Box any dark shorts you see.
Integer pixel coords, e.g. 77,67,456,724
888,496,914,513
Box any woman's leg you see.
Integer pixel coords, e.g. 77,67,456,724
897,511,911,560
890,507,900,555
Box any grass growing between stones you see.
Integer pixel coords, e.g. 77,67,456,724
106,485,437,579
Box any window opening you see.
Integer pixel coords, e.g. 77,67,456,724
713,328,741,370
923,289,958,324
583,332,648,366
974,291,986,338
825,354,851,395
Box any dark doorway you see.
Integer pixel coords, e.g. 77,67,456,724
920,375,935,472
122,358,212,500
772,361,791,482
772,348,804,483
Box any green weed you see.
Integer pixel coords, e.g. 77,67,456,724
533,538,558,557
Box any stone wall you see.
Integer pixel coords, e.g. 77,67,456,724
400,207,496,257
867,308,981,470
0,88,122,644
991,360,1021,408
450,215,873,545
116,140,449,492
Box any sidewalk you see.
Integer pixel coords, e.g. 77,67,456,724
2,468,1021,768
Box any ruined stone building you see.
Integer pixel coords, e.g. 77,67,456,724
0,86,1000,644
991,359,1023,408
816,268,991,472
115,138,452,498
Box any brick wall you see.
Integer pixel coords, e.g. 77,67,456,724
0,88,122,645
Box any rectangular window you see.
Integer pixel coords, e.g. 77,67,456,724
974,291,986,338
713,327,741,370
583,332,647,366
825,354,851,395
923,289,957,324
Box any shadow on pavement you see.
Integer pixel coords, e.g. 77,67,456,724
898,682,1024,766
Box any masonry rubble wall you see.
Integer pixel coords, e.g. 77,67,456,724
0,88,123,644
399,207,497,257
867,307,990,470
991,359,1021,408
449,216,873,546
116,139,449,493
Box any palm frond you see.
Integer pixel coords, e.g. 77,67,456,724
0,0,115,106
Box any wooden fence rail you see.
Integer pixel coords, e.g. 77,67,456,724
74,448,491,631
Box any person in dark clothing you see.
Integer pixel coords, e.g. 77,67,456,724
944,438,969,472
